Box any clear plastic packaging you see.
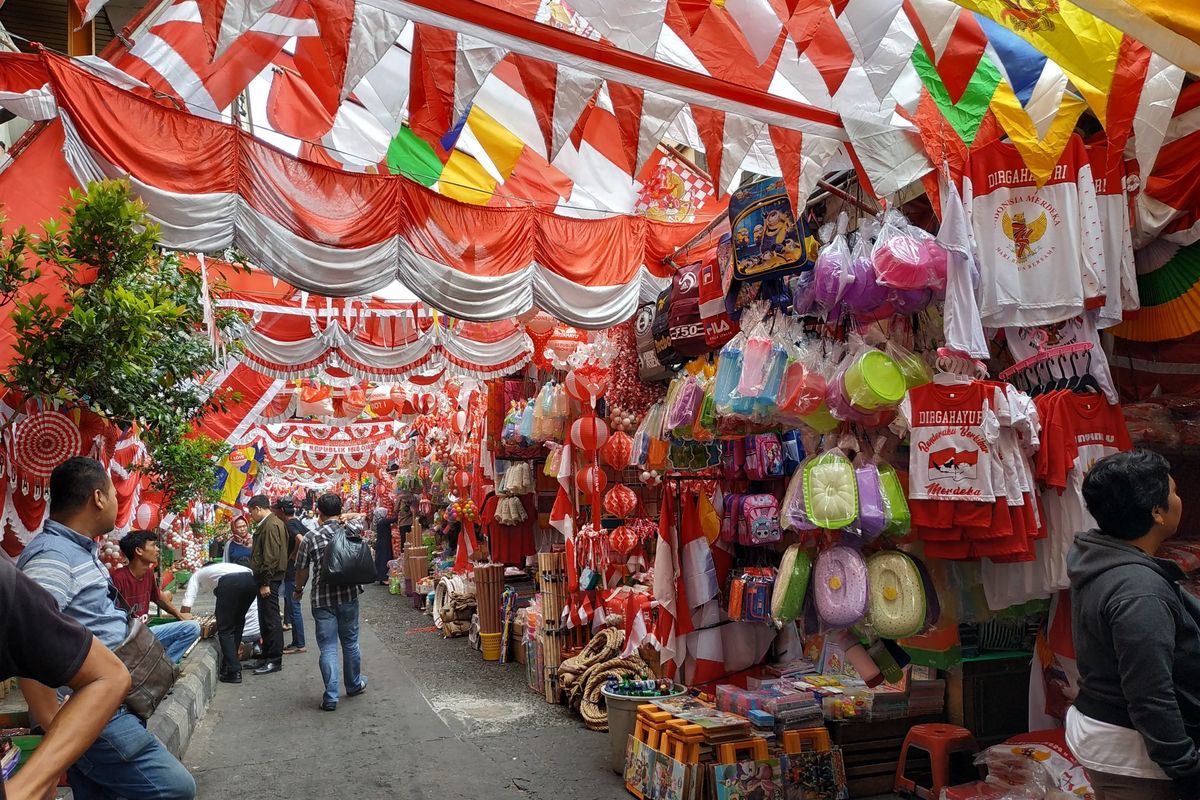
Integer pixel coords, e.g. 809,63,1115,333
873,209,930,290
803,449,859,529
814,213,854,320
843,232,890,314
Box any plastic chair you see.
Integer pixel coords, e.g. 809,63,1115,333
893,723,977,799
717,738,770,764
782,727,832,754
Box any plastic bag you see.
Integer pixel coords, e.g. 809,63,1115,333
714,304,761,418
814,213,854,320
886,339,932,390
803,449,859,529
873,209,930,290
843,232,890,314
791,269,817,316
781,459,818,532
840,339,907,413
877,462,911,538
851,456,886,540
666,373,704,433
733,307,785,418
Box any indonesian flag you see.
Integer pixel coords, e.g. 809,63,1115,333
548,442,574,539
651,486,682,678
1137,83,1200,247
452,518,480,574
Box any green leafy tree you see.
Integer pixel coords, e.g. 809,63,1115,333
1,179,245,512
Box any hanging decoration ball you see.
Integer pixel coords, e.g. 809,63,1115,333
453,469,471,490
600,430,633,470
569,415,610,453
451,410,469,435
564,370,608,405
416,440,431,458
524,312,557,336
576,464,609,496
603,484,638,518
640,470,662,486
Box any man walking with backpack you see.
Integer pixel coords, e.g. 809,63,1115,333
293,493,370,711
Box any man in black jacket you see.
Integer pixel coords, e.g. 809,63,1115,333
246,494,288,675
1067,449,1200,800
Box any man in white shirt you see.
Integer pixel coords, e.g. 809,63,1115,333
179,562,260,684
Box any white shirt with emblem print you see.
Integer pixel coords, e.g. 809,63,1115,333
963,134,1106,328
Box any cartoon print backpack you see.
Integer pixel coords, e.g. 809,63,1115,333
737,494,782,546
745,433,785,480
668,261,709,357
634,303,672,383
651,288,682,371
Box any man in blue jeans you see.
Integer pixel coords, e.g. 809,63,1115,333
19,456,196,800
293,492,367,711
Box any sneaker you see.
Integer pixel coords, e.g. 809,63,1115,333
282,645,306,655
347,677,368,697
319,701,337,711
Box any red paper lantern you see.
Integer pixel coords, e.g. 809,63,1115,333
564,370,609,405
135,501,161,530
454,469,471,490
600,430,633,469
451,410,469,435
603,484,637,518
416,440,431,458
569,415,609,453
575,464,608,496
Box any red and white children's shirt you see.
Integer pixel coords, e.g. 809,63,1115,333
896,381,1004,502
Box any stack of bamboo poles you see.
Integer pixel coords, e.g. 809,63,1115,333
474,563,505,634
405,546,429,604
406,519,424,550
537,551,567,702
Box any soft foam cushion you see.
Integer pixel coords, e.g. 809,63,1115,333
804,453,859,529
771,544,812,622
813,545,868,628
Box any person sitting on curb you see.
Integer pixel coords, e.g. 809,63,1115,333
110,529,201,663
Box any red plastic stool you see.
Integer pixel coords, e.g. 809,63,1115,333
893,723,978,799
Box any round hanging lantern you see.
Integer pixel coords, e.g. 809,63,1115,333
454,469,471,490
569,416,610,453
416,440,431,458
576,464,608,496
603,484,637,519
135,501,161,530
417,465,431,482
524,312,557,336
451,410,469,435
600,430,633,469
367,393,395,417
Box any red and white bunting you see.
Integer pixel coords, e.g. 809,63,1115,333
550,65,603,161
563,0,668,57
453,33,508,125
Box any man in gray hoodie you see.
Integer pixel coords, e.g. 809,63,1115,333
1067,449,1200,800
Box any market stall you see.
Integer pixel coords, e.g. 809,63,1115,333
0,0,1197,797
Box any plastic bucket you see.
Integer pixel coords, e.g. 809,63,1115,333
843,350,905,410
799,401,838,433
481,632,502,661
601,685,687,774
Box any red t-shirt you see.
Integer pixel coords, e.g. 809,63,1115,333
110,565,162,621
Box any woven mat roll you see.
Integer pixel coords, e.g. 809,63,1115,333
432,575,466,630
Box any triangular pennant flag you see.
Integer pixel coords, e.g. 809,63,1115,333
405,24,458,158
567,91,600,154
341,4,407,103
563,0,667,56
910,41,1001,145
267,67,336,141
607,82,644,175
551,66,603,160
454,34,508,127
724,0,784,65
768,125,804,215
691,105,726,196
719,112,766,195
636,91,686,174
214,0,277,58
989,79,1087,186
785,0,830,51
293,0,354,118
937,11,988,105
800,9,857,95
512,55,558,158
677,0,712,35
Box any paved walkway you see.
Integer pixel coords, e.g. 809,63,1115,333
183,586,627,800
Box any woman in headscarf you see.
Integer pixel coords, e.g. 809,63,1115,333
224,516,253,567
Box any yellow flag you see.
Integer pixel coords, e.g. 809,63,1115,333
1070,0,1200,73
466,106,526,181
954,0,1124,127
438,150,496,205
989,81,1088,185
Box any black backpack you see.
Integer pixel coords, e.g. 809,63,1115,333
320,523,377,586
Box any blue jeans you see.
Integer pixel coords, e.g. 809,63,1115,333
68,707,196,799
313,598,365,706
281,578,305,647
151,620,201,663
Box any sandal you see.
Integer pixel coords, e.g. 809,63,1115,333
282,645,307,655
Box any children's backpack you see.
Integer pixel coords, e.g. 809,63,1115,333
668,262,709,357
720,492,744,543
745,433,784,480
651,289,682,371
721,438,746,481
635,303,672,382
738,494,782,546
700,244,738,349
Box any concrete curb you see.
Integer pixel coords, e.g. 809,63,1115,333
148,639,219,760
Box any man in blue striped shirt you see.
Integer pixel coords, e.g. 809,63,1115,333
18,457,196,800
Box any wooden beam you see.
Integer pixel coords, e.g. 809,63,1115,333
67,1,96,57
